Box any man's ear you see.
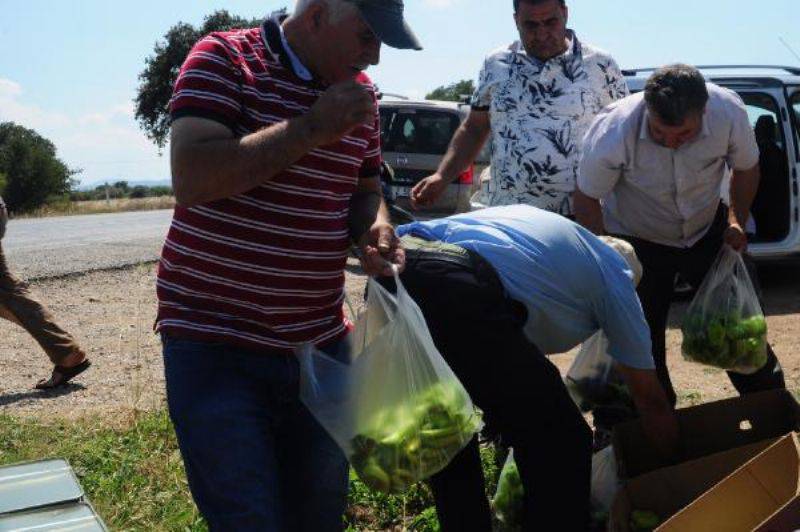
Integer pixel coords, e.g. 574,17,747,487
563,5,569,24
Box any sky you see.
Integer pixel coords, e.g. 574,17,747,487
0,0,798,186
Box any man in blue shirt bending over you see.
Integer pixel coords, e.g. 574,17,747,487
383,204,676,531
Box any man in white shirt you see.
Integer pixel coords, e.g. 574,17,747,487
575,64,785,405
410,0,628,216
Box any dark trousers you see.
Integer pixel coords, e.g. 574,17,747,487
620,206,785,407
380,248,592,532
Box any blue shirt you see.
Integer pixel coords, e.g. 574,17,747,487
398,205,654,369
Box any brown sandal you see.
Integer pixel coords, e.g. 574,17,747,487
35,360,92,390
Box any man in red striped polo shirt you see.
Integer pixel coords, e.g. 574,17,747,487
157,1,420,529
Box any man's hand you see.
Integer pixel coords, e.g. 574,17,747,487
357,221,406,277
616,365,680,460
573,188,607,236
306,80,375,146
411,173,448,209
724,222,748,252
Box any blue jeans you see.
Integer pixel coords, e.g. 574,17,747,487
162,335,350,532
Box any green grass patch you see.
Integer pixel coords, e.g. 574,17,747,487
678,390,704,406
0,411,501,531
0,410,205,531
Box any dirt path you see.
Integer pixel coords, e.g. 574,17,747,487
1,262,798,417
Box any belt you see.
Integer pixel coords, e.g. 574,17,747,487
400,235,525,322
401,235,476,270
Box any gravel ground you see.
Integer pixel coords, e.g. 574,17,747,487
1,261,798,418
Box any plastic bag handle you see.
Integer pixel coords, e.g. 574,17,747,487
389,263,409,301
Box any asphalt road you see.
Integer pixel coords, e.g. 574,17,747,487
3,210,173,279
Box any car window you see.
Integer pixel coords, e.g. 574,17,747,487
791,90,800,159
739,92,785,149
382,110,460,155
379,108,395,147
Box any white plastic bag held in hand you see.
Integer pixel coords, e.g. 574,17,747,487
564,332,634,414
297,269,482,494
681,246,768,374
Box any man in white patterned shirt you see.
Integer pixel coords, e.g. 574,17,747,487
411,0,628,216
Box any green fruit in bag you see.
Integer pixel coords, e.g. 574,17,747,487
706,319,726,347
360,460,391,492
349,381,481,493
741,316,767,337
630,509,661,531
492,454,523,527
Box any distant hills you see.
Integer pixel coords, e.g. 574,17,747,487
76,179,172,191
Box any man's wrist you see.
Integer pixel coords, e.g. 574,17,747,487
295,113,323,147
727,217,745,231
348,191,384,242
439,170,460,185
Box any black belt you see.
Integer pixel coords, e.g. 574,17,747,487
399,235,527,326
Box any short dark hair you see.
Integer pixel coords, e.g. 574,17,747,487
644,64,709,126
513,0,566,13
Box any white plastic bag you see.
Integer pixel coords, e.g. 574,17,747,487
492,450,523,531
681,246,768,374
564,332,633,414
298,269,482,493
590,446,620,513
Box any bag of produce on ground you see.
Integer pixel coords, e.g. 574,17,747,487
297,269,482,494
681,245,769,374
590,446,620,514
564,332,634,414
492,449,523,530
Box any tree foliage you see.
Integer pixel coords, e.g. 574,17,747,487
0,123,76,213
70,183,173,202
425,80,475,103
134,10,265,149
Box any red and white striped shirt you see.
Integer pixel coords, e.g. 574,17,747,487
155,16,381,353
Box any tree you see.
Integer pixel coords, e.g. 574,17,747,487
135,10,267,149
0,123,76,213
130,185,149,199
425,80,475,103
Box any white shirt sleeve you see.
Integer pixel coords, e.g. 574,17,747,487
471,56,494,110
578,109,626,199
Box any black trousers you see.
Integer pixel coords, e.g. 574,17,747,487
619,205,785,407
379,248,592,532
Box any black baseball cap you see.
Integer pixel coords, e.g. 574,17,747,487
349,0,422,50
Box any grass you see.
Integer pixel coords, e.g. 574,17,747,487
0,410,501,531
0,410,204,531
13,197,175,219
679,390,704,406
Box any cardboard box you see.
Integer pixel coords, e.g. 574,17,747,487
658,433,800,531
608,438,777,532
613,389,800,480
